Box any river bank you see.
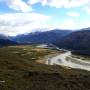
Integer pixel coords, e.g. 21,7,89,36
43,51,90,71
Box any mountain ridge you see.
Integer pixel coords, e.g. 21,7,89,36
11,29,72,44
54,29,90,55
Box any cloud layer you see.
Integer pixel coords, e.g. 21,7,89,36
28,0,89,8
0,0,90,12
8,0,33,12
0,13,51,36
67,12,80,17
0,0,90,36
0,0,33,12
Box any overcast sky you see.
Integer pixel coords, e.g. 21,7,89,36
0,0,90,36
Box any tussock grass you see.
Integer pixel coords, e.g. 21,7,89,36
0,45,90,90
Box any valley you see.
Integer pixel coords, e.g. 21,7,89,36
1,1,90,89
0,45,90,90
0,28,90,90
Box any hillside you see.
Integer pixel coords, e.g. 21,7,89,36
0,39,17,46
54,29,90,55
0,34,17,46
12,29,72,44
0,45,90,90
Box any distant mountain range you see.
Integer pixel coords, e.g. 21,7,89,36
54,28,90,55
11,29,72,44
1,28,90,55
0,34,17,46
0,34,8,40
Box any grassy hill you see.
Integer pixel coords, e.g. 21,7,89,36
0,45,90,90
